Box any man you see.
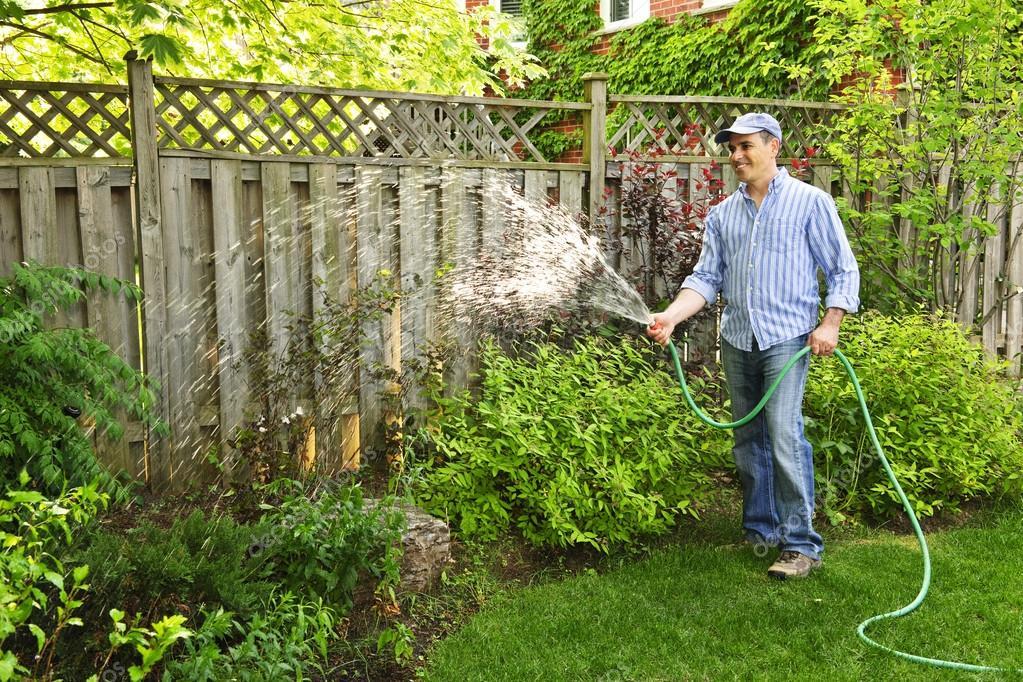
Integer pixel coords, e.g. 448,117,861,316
647,113,859,579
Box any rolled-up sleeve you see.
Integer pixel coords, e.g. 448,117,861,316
807,194,860,313
680,211,724,304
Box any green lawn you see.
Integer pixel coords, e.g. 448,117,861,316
423,509,1023,681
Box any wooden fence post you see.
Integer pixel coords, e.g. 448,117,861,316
126,52,170,490
582,73,608,229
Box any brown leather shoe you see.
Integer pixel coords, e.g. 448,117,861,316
767,550,821,579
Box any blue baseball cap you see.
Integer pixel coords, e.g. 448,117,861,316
713,112,783,144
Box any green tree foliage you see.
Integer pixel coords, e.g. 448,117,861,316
810,0,1023,315
0,262,162,495
0,0,544,94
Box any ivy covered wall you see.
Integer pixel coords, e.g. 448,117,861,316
517,0,827,101
505,0,830,160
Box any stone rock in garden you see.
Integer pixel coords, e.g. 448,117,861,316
366,499,451,593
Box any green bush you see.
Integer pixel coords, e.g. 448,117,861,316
0,478,106,680
251,479,404,610
0,262,162,495
76,509,268,617
806,310,1023,521
413,336,732,551
163,592,338,681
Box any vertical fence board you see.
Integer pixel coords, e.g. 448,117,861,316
242,178,267,340
1007,198,1023,375
982,189,1005,352
617,163,642,296
399,166,435,415
191,169,221,482
441,167,475,393
55,188,86,327
308,162,338,471
524,169,547,206
109,184,146,475
76,166,133,476
721,163,738,194
338,171,361,469
109,187,141,370
309,162,359,472
211,159,250,478
19,167,56,263
355,166,391,458
481,169,508,258
261,161,301,407
812,164,832,192
687,162,717,361
559,170,584,219
158,157,204,489
0,189,21,277
957,184,981,330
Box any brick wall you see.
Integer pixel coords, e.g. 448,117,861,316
548,118,584,163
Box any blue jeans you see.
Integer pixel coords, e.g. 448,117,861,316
721,335,823,560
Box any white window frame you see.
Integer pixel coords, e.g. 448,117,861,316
599,0,650,33
695,0,739,13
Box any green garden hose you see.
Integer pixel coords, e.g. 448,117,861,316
664,340,1019,674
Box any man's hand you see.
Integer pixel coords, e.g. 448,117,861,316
647,313,677,346
807,323,839,356
808,307,846,356
646,289,708,347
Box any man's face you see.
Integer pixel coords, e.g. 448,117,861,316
727,132,779,185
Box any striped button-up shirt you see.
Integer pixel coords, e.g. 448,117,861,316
681,167,860,351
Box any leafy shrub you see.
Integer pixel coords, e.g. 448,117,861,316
251,478,404,610
163,592,337,681
0,478,106,680
76,509,268,617
0,262,162,495
806,310,1023,521
88,610,191,682
412,336,732,551
70,480,403,679
600,146,726,310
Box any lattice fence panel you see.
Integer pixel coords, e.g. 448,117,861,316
0,82,130,157
154,78,584,162
607,97,846,159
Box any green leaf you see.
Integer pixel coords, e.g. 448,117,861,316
43,570,64,591
137,33,185,65
28,623,45,652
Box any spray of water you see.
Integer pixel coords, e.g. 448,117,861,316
445,179,652,331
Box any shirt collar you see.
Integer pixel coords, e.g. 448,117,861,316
737,166,789,199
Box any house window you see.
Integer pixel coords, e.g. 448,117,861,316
491,0,527,46
610,0,631,23
600,0,649,30
495,0,523,17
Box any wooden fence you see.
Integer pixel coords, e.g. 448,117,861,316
0,61,1018,490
